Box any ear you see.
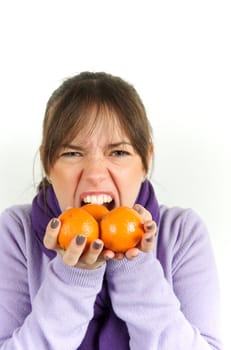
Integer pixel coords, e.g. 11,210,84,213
39,145,50,181
145,143,154,174
142,143,154,179
39,145,44,162
147,143,154,166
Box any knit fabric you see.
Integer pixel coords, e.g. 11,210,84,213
31,180,160,259
0,182,222,349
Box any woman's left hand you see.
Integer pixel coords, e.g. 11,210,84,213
102,204,157,261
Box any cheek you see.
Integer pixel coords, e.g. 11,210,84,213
117,158,145,182
116,168,144,207
49,163,79,183
48,167,81,205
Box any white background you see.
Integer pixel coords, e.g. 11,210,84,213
0,1,230,348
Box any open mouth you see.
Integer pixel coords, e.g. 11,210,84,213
80,194,115,211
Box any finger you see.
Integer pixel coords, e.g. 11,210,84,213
80,239,104,265
144,220,157,235
113,252,124,260
133,204,152,222
102,249,115,261
136,218,156,252
62,234,87,266
125,247,140,260
43,218,60,250
140,231,155,252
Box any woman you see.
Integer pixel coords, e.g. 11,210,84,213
0,72,222,349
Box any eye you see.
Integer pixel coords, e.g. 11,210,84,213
111,150,130,157
60,151,82,157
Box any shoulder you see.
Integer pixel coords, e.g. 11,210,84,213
159,204,204,225
0,204,32,249
0,204,32,227
158,204,208,241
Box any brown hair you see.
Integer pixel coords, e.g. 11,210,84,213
39,71,153,189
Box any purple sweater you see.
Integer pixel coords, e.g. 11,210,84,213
0,204,222,349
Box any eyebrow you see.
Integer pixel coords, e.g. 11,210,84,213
61,144,84,150
107,142,132,148
61,141,133,150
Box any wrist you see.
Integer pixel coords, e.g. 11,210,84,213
51,254,106,288
106,251,155,276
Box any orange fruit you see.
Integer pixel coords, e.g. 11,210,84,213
100,206,144,253
82,204,109,222
58,207,99,250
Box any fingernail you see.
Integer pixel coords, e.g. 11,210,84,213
76,235,86,245
50,219,59,229
146,235,154,243
135,204,143,214
146,223,155,231
93,241,102,250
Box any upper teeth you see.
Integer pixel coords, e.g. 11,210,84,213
82,194,113,205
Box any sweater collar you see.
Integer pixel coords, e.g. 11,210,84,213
31,180,160,259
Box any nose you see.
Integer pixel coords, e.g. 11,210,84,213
83,157,109,185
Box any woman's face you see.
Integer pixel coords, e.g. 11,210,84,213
47,109,152,212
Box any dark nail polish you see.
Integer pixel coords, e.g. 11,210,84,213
76,235,86,245
50,219,59,229
93,241,102,250
136,205,143,214
146,235,154,243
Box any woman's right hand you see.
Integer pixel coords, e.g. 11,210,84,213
43,218,106,269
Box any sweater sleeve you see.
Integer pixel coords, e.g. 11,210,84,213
0,208,105,350
106,209,222,350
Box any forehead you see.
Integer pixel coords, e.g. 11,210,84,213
71,105,129,143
